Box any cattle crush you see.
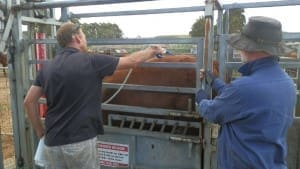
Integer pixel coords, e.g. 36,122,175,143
0,0,300,169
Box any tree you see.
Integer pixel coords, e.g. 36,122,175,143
226,9,246,33
189,9,246,37
189,16,206,37
81,22,123,39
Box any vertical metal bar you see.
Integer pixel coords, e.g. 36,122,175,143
198,122,202,137
129,135,136,168
139,119,145,130
24,24,39,169
10,1,23,168
149,120,156,131
227,58,234,81
207,15,214,74
160,121,167,133
0,13,14,52
120,118,125,128
225,10,233,83
196,40,203,106
187,98,192,113
203,3,213,71
183,124,189,135
188,143,193,158
217,9,223,35
217,9,227,81
224,10,230,34
11,0,34,166
60,7,69,22
49,8,57,59
203,0,214,95
28,23,36,82
203,123,212,169
108,115,112,126
203,1,215,169
218,35,227,81
129,119,135,129
171,123,178,134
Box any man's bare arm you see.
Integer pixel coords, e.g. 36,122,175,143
117,46,163,70
24,85,45,138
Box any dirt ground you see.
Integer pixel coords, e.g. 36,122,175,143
0,70,16,168
1,135,14,159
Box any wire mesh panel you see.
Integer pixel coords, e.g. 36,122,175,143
0,69,16,169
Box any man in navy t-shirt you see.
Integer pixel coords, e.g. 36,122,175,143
24,22,163,169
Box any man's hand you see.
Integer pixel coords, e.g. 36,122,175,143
200,69,216,86
117,45,164,69
147,45,165,58
196,89,209,104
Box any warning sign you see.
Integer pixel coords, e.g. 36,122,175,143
97,141,129,168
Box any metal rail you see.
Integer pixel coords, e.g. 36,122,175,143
71,1,300,19
102,103,198,118
28,59,197,69
67,1,297,22
29,37,202,45
71,6,206,18
103,83,196,94
227,61,300,69
223,0,300,9
283,33,300,41
11,0,300,11
12,0,158,10
21,16,62,26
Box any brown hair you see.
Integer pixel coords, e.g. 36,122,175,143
56,22,80,48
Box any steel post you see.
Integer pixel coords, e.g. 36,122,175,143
9,0,32,167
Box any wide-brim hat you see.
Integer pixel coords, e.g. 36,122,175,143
227,16,289,56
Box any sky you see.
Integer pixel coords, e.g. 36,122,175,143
55,0,300,38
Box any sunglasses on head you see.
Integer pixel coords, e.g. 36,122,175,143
71,24,80,34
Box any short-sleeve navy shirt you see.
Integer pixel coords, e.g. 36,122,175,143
34,47,119,146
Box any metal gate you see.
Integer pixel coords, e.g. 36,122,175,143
97,37,204,169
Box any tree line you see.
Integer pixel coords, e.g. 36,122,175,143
189,9,245,36
68,9,245,39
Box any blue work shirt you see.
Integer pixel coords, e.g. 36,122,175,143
199,56,296,169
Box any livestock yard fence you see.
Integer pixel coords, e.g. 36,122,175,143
0,0,300,169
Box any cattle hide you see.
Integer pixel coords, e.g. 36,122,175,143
102,55,197,111
0,53,7,76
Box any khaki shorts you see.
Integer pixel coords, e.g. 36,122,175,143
44,137,99,169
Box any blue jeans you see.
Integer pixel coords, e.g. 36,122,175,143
44,137,99,169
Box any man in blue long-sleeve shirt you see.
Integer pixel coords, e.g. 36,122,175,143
196,16,297,169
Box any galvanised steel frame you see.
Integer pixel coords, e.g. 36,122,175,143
0,0,300,168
